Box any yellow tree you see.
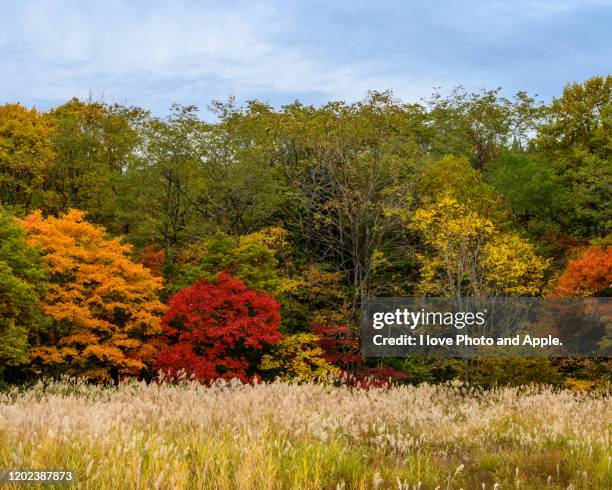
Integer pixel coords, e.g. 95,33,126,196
20,210,166,381
0,103,54,210
411,196,549,298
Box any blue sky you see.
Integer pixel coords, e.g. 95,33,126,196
2,0,611,115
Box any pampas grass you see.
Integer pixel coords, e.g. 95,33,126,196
0,378,610,489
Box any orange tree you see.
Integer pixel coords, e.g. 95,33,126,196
553,246,611,297
20,209,166,381
550,246,612,384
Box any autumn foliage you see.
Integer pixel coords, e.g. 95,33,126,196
156,272,282,382
21,210,165,381
310,323,361,368
0,104,55,209
553,246,612,297
259,332,339,381
0,76,610,388
137,244,166,278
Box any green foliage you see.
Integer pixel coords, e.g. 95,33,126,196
460,358,563,388
395,358,570,388
0,104,54,211
171,228,285,296
0,208,47,372
39,99,143,233
416,155,503,218
278,263,351,333
395,357,464,384
486,152,569,240
124,103,289,254
270,92,422,300
424,88,544,168
121,105,207,253
535,75,612,238
196,100,291,234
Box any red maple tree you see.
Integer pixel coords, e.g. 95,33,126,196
155,272,282,382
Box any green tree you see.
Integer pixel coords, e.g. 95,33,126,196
172,228,284,296
416,155,503,218
425,88,543,169
39,98,143,233
486,152,570,242
274,92,424,305
192,100,290,235
125,105,207,256
0,208,47,376
535,75,612,238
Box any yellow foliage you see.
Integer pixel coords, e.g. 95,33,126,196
416,155,504,218
563,377,597,392
260,333,339,382
412,197,549,297
0,103,55,207
239,226,289,252
482,234,548,295
279,264,351,325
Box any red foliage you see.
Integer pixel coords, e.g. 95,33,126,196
137,244,166,278
553,246,611,297
309,323,361,367
155,272,282,382
310,323,409,388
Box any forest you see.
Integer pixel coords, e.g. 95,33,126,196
0,75,610,388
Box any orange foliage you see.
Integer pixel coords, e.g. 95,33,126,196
553,246,611,297
137,244,166,277
20,209,166,381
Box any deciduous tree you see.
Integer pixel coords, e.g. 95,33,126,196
535,76,612,237
156,273,282,382
174,228,287,295
553,246,611,297
21,209,165,381
411,197,549,298
259,333,338,381
40,99,143,233
0,103,54,210
275,92,421,305
0,208,47,374
125,105,207,255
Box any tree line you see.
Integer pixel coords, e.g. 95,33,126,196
0,76,610,387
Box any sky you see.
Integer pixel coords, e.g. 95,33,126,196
2,0,611,116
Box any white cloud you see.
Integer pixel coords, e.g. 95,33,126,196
0,0,447,111
8,4,288,101
2,0,609,112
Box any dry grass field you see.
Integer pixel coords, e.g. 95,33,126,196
0,378,610,489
